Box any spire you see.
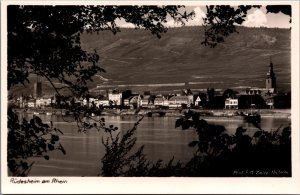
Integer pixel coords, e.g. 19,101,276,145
267,57,275,77
266,58,276,90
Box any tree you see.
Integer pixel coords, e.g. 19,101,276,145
223,88,237,99
7,5,194,176
7,4,291,177
202,5,291,47
8,5,193,95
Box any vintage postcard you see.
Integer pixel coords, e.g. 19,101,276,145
1,0,300,194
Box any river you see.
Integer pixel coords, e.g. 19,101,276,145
20,114,290,176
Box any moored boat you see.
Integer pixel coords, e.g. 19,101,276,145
243,112,261,123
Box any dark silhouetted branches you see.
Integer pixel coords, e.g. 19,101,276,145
175,110,291,176
101,116,185,177
202,5,261,48
7,5,194,176
8,5,193,95
202,5,291,47
7,107,65,176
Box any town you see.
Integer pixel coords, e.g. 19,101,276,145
9,60,290,113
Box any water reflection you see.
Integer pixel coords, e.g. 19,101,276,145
20,114,290,176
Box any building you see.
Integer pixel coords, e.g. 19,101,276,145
27,99,36,108
36,95,53,108
168,95,194,109
123,97,131,107
224,98,238,109
98,99,110,107
108,91,123,106
194,96,201,106
33,81,42,98
238,95,267,109
266,59,276,90
124,95,141,109
154,96,169,107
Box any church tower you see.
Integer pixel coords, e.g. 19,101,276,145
265,59,276,90
33,76,42,98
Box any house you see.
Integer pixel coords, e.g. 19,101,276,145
238,95,267,109
27,99,36,108
224,98,238,109
17,96,25,108
35,95,53,108
88,98,96,107
98,99,110,107
140,95,150,107
194,96,201,106
242,87,275,96
123,97,131,107
154,96,169,107
108,92,122,106
265,96,275,109
168,95,193,109
82,98,88,106
129,95,141,109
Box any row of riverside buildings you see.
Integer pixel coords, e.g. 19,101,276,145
11,60,290,110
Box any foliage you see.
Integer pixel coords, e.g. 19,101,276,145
7,107,65,176
8,5,193,95
223,88,238,99
7,5,291,177
176,110,291,176
101,116,185,176
202,5,261,48
266,5,291,17
101,111,291,176
202,5,291,47
7,5,193,176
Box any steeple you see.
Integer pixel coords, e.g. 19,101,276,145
34,75,42,98
266,58,276,90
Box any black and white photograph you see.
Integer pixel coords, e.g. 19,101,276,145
1,1,300,194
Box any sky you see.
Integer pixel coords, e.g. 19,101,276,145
117,6,291,29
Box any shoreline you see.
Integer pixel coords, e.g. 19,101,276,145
13,108,291,119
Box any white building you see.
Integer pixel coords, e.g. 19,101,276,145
97,99,110,107
27,99,35,108
224,98,238,109
195,96,201,106
154,96,169,107
168,95,193,109
108,93,122,106
36,96,53,108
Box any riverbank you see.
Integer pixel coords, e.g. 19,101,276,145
14,108,291,118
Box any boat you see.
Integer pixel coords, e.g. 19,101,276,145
33,112,39,115
242,104,261,123
243,112,261,123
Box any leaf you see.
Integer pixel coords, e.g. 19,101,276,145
56,128,64,135
175,118,182,128
51,134,59,142
48,144,55,151
21,161,29,170
253,131,263,138
188,141,199,147
35,116,43,126
42,123,50,128
60,144,66,155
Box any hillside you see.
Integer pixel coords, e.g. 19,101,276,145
10,26,291,96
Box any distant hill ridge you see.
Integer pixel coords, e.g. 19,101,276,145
10,26,291,96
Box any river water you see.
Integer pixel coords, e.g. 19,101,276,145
21,114,290,176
